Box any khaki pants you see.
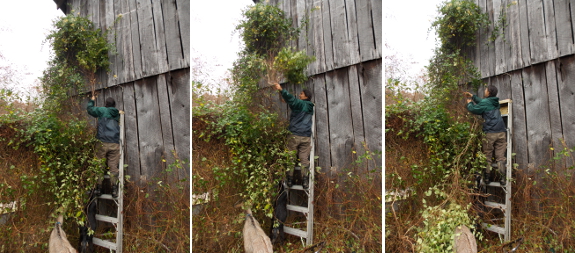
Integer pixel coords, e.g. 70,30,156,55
286,134,311,176
96,142,120,185
483,132,507,173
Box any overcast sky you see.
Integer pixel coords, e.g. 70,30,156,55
191,0,254,87
0,1,447,96
384,0,445,78
0,1,64,96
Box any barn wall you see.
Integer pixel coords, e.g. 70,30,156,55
470,0,575,170
269,0,382,174
59,0,190,182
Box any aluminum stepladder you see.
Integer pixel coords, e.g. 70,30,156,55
481,99,512,242
283,114,315,246
93,111,124,252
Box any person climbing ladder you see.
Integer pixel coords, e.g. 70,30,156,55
273,82,314,189
87,95,121,198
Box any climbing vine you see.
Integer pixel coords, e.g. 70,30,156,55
386,0,493,251
0,13,113,227
194,3,315,218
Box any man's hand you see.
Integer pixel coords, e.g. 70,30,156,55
466,98,472,103
273,82,282,91
91,96,95,101
463,92,472,98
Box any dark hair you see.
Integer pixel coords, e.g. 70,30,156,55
487,85,498,97
105,97,116,107
302,89,312,101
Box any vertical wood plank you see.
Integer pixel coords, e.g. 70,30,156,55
360,59,382,171
493,0,506,74
507,0,522,70
510,71,528,169
356,0,376,62
136,0,160,77
167,69,191,179
478,0,490,77
129,0,144,80
326,69,354,172
370,0,382,58
312,74,330,173
122,82,141,181
523,65,552,167
344,0,361,65
151,0,169,74
105,0,118,87
527,0,548,63
544,60,564,168
176,0,190,66
518,0,531,66
330,0,350,69
156,74,178,182
348,65,366,172
557,56,575,168
161,0,185,70
296,0,306,52
486,0,496,76
542,0,559,61
554,0,573,56
307,0,325,75
322,0,334,71
134,77,165,181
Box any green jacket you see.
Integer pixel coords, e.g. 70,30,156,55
87,99,120,143
281,89,314,137
466,95,506,133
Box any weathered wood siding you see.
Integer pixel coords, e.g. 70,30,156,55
55,0,190,183
470,0,575,170
267,0,382,174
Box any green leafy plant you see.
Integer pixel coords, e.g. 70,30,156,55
233,3,314,99
44,12,114,101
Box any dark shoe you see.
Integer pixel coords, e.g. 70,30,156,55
112,184,118,198
498,161,506,186
302,176,309,189
94,184,102,197
286,176,293,188
483,170,491,185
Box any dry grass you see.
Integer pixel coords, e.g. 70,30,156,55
0,122,190,252
192,112,382,252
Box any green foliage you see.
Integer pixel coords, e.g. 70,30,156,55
0,11,113,227
236,4,298,56
417,198,481,252
195,102,294,217
233,3,314,102
3,111,104,224
386,0,492,250
431,0,490,53
46,13,111,74
274,47,315,85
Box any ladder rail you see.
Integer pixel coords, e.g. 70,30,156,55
481,99,512,242
93,111,124,252
283,113,315,246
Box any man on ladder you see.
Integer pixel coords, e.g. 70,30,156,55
464,85,507,185
87,95,121,198
273,82,314,189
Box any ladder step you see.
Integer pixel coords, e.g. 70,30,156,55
486,182,504,187
93,237,117,250
484,201,506,210
95,214,118,224
482,223,505,235
97,194,118,200
287,204,308,214
284,226,307,238
289,185,307,191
